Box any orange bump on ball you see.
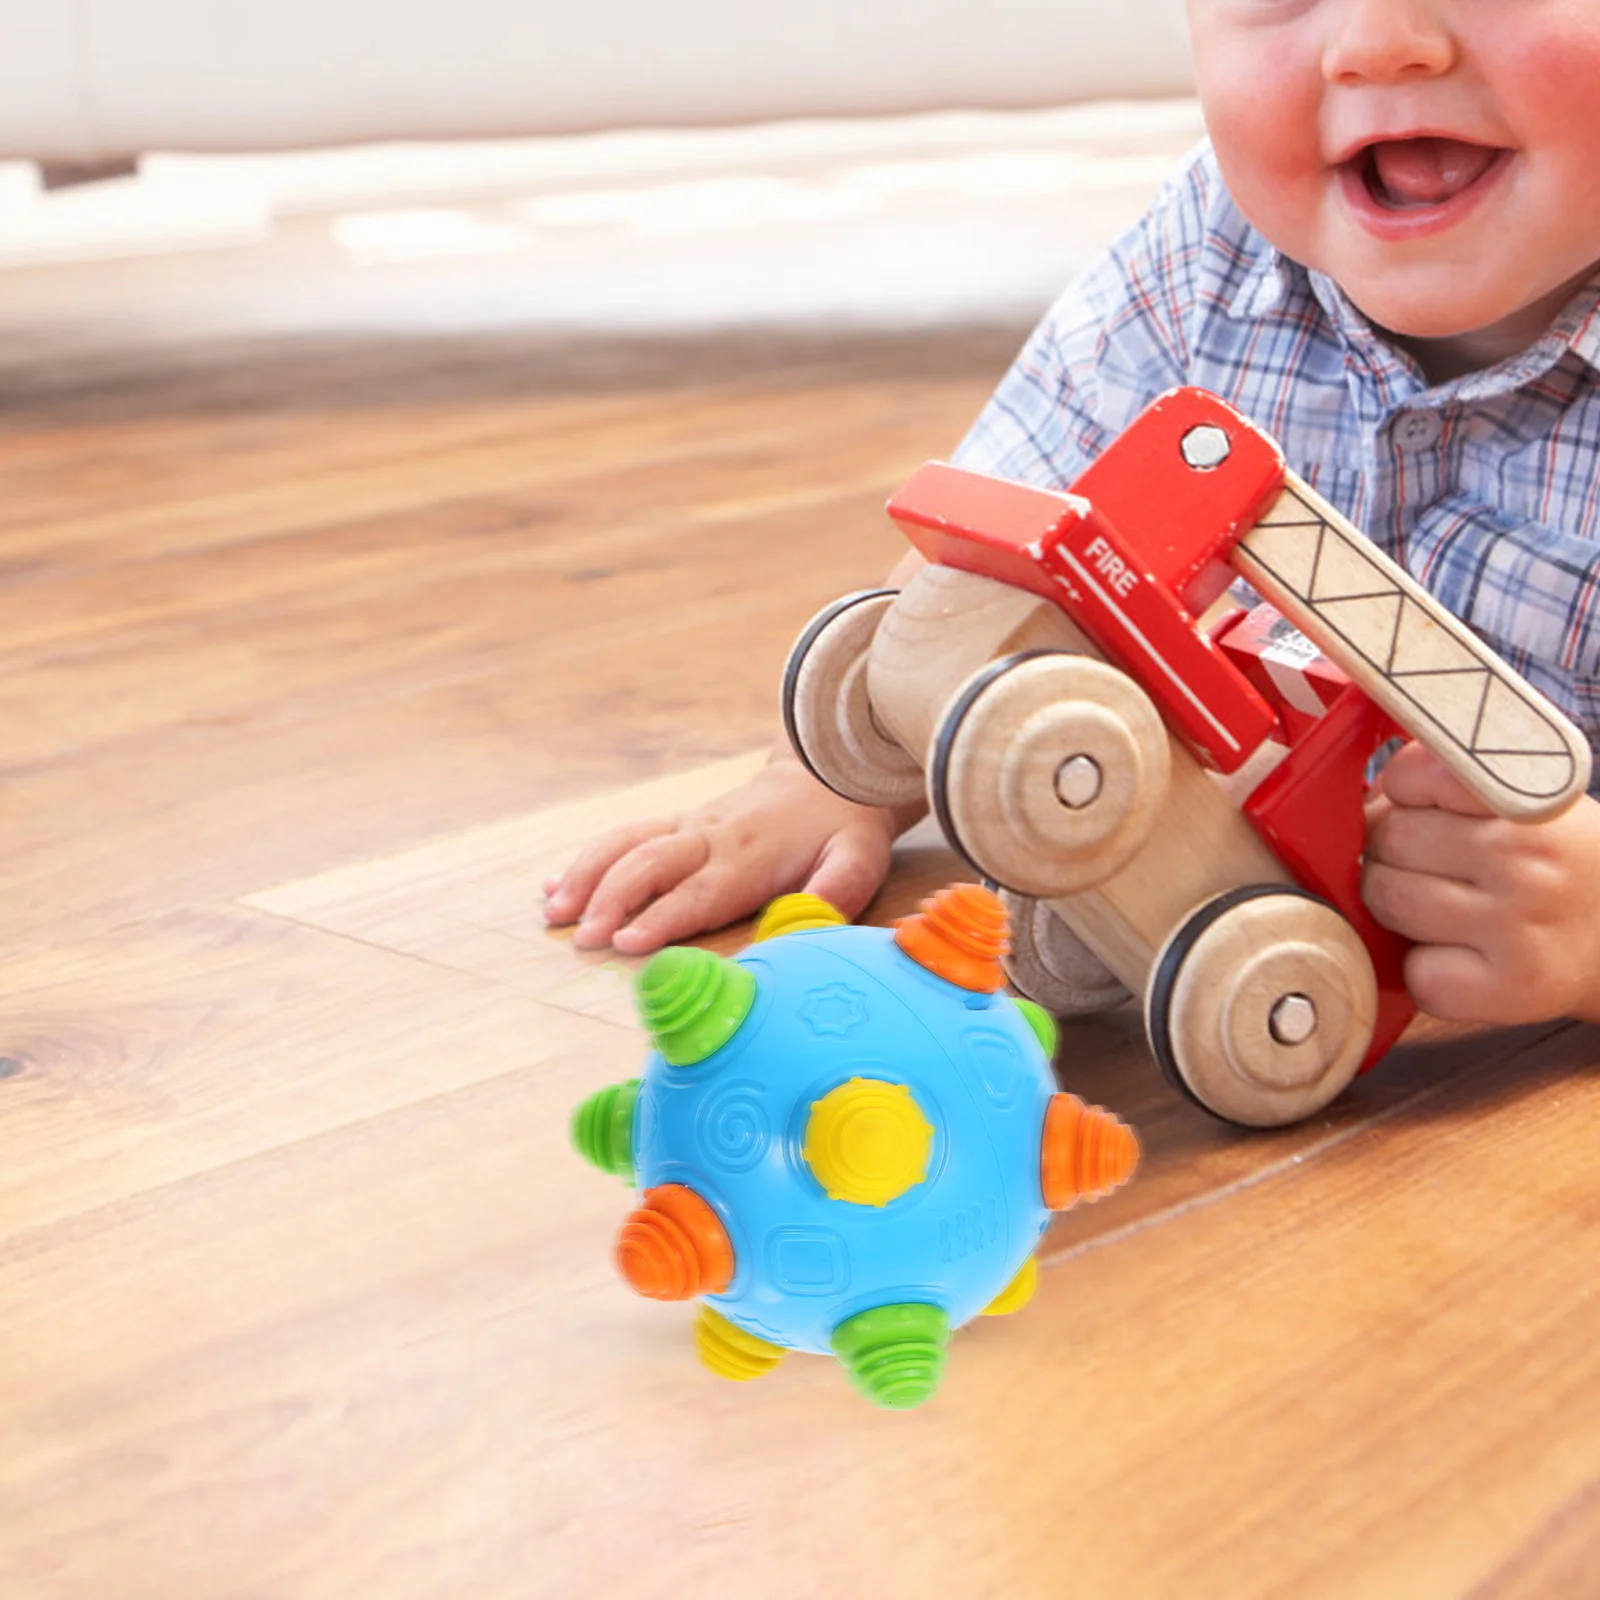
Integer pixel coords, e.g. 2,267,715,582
614,1184,736,1300
893,883,1009,993
1040,1093,1140,1210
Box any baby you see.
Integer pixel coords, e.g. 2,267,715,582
546,0,1600,1028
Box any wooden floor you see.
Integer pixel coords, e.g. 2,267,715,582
4,215,1600,1600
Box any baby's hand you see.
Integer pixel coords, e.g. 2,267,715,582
543,757,913,955
1361,741,1600,1025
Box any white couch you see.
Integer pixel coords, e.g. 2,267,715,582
0,0,1192,161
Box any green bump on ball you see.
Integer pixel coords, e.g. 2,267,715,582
636,947,756,1067
831,1302,950,1410
571,1078,641,1180
1013,997,1058,1060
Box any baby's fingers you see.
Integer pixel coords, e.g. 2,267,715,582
544,819,676,926
1377,740,1495,817
610,867,755,955
805,829,893,922
1404,942,1502,1023
1362,858,1488,946
573,832,711,950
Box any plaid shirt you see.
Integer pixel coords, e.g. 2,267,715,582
954,141,1600,787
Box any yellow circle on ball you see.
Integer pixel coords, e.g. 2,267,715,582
803,1078,934,1206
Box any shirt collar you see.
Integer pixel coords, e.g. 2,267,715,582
1224,242,1295,322
1224,234,1600,395
1499,272,1600,385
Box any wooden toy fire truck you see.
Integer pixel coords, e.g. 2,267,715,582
781,389,1593,1127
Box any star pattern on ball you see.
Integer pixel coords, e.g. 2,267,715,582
798,983,871,1039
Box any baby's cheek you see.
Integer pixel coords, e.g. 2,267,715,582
1490,19,1600,155
1191,26,1315,162
1204,88,1325,242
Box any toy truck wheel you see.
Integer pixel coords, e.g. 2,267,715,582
929,651,1171,898
782,590,925,809
1146,886,1377,1128
1000,890,1130,1016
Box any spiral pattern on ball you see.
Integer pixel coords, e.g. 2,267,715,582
695,1080,770,1173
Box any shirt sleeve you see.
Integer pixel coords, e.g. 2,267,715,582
950,142,1216,490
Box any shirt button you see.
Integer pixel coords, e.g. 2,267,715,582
1394,409,1442,449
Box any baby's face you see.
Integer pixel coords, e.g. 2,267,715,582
1187,0,1600,367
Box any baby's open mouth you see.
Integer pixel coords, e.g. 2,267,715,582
1353,137,1507,210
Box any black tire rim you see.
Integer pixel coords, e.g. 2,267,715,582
779,588,898,799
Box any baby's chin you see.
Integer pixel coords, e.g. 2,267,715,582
1334,266,1495,335
1345,270,1596,369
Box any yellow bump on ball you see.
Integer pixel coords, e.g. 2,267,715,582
695,1303,787,1382
753,893,848,942
981,1254,1039,1317
803,1077,934,1207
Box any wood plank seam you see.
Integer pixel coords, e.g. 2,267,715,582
1043,1017,1579,1270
